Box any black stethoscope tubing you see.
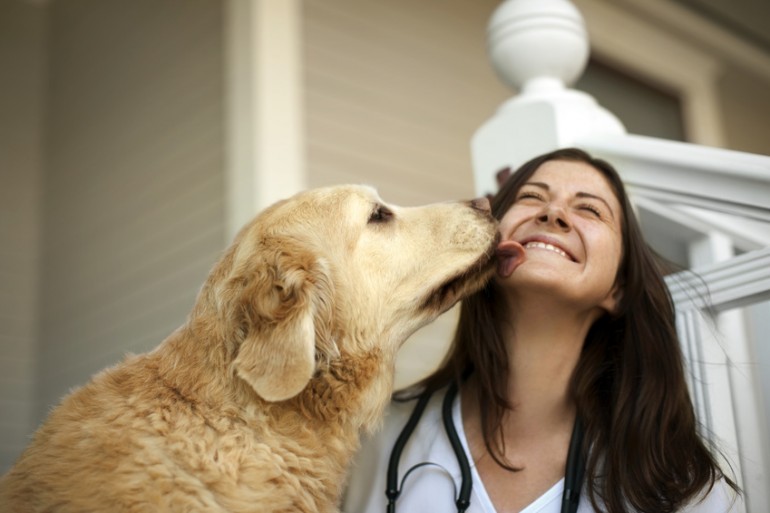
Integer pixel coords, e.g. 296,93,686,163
386,381,585,513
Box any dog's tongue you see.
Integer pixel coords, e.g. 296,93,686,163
495,240,526,278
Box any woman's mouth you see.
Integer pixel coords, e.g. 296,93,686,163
524,241,570,259
519,236,576,262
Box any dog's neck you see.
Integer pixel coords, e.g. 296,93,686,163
158,322,394,433
289,349,392,432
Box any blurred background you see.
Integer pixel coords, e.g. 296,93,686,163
1,0,769,475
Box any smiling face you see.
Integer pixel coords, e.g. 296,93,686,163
497,159,624,317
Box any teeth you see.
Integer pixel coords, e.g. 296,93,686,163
525,241,569,259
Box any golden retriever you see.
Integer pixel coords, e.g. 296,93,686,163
0,185,498,512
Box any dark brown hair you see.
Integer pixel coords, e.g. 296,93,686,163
408,148,738,512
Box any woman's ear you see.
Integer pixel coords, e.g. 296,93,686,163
601,280,624,317
231,246,333,402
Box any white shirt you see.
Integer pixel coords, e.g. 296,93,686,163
343,386,740,513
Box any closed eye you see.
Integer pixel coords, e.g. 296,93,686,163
578,203,603,218
516,191,545,202
368,204,394,224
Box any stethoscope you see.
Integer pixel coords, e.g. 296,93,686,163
386,381,585,513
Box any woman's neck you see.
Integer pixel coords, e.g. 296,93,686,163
495,293,599,434
459,295,596,512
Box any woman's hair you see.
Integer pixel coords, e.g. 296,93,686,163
409,148,738,512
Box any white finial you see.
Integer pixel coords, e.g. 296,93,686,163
488,0,589,94
471,0,625,197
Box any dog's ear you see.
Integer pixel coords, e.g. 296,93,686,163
232,244,333,402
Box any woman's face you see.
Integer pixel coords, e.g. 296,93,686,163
497,159,624,315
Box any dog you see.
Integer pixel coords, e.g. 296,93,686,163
0,185,498,512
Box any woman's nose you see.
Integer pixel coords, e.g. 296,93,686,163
536,205,571,230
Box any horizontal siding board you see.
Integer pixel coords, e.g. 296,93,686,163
0,320,35,345
40,229,222,364
304,0,508,209
305,23,492,126
0,356,34,385
44,97,223,252
307,88,466,158
40,225,223,365
0,283,36,318
307,113,470,184
307,142,469,205
305,0,488,73
42,168,224,319
36,0,226,423
0,0,44,472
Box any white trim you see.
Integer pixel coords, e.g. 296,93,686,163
667,247,770,312
224,0,306,241
718,306,768,513
631,197,766,253
667,248,770,512
572,0,725,146
224,0,255,242
677,207,769,252
675,309,745,510
579,133,770,219
676,311,709,424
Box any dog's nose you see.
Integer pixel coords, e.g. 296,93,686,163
469,197,491,214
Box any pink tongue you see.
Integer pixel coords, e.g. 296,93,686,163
496,240,526,278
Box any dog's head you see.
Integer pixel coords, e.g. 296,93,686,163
203,185,497,402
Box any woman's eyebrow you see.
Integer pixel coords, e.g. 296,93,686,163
523,181,549,190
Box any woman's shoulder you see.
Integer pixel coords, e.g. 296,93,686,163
354,388,448,466
342,387,451,513
368,388,448,447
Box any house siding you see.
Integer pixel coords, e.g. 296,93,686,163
0,0,46,473
35,0,226,427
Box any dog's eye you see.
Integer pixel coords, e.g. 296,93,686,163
368,205,394,224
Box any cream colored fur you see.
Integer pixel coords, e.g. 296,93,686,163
0,185,497,512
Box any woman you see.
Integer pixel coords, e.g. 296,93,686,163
343,148,740,513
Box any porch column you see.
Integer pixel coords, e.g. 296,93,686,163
224,0,306,240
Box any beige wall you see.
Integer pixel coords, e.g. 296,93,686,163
0,0,226,472
0,0,46,473
304,0,511,205
36,0,226,419
718,64,770,155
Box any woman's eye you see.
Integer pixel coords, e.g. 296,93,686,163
368,205,394,224
516,191,544,202
580,204,602,218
